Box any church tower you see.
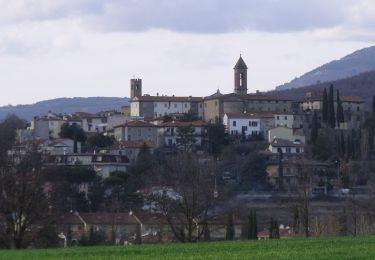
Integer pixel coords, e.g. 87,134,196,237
130,78,142,99
234,55,248,94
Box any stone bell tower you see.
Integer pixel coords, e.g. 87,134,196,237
234,55,248,94
130,78,142,99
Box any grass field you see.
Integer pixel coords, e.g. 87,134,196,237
0,236,374,260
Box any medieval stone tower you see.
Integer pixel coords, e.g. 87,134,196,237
234,55,248,94
130,78,142,99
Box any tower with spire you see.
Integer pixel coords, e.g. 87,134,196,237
233,55,248,94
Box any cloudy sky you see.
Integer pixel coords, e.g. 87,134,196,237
1,0,375,106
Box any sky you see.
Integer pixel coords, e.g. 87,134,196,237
1,0,375,106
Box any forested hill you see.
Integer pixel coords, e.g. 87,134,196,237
276,45,375,90
0,97,129,121
270,70,375,108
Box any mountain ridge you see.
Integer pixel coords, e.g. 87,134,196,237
276,45,375,90
0,97,129,121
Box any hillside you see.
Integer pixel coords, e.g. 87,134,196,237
277,45,375,90
270,70,375,107
0,97,129,121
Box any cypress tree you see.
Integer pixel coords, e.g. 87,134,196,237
328,84,336,128
336,89,345,127
322,88,328,123
248,209,258,240
311,111,319,144
372,96,375,118
340,131,346,156
269,218,280,239
225,213,235,240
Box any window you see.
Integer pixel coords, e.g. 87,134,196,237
199,104,202,108
233,121,236,127
284,116,287,120
252,130,258,135
249,121,252,126
286,147,291,153
276,116,280,120
242,126,248,133
252,121,258,127
155,103,157,107
215,101,218,107
357,106,360,111
240,73,243,86
296,148,300,153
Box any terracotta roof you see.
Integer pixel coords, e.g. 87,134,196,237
159,120,207,127
204,93,292,101
270,138,305,148
305,92,364,103
113,140,156,149
132,95,203,102
225,112,274,119
114,120,156,128
57,212,241,226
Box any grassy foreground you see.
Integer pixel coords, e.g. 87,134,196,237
0,236,374,260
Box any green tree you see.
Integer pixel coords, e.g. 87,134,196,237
269,218,280,239
87,133,115,150
336,89,345,126
240,152,270,191
225,213,235,240
247,209,258,240
328,84,336,128
322,88,328,123
311,110,319,144
59,123,87,153
207,122,227,158
176,125,196,151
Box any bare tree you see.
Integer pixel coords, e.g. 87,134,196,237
152,152,216,242
0,152,49,249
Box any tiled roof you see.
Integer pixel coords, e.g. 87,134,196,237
204,93,292,101
132,95,203,102
159,120,207,127
114,120,156,128
113,140,156,149
270,138,305,148
225,112,274,119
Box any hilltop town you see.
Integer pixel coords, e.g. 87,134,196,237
1,56,374,248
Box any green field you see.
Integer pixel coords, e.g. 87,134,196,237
0,236,374,260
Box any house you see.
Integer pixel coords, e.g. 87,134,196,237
129,78,203,119
268,138,305,154
44,138,81,155
105,140,156,162
45,153,130,178
113,120,158,144
274,113,305,129
157,120,207,149
56,212,242,245
223,112,274,138
268,126,305,144
266,157,332,193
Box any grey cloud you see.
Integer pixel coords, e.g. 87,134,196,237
0,0,361,33
89,0,352,33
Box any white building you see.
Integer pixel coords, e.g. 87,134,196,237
268,138,305,154
223,112,274,138
157,120,207,148
130,95,204,119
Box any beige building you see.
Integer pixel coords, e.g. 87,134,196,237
131,95,204,119
302,91,364,113
113,120,158,144
268,126,305,144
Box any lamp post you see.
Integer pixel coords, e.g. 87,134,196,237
58,233,67,248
